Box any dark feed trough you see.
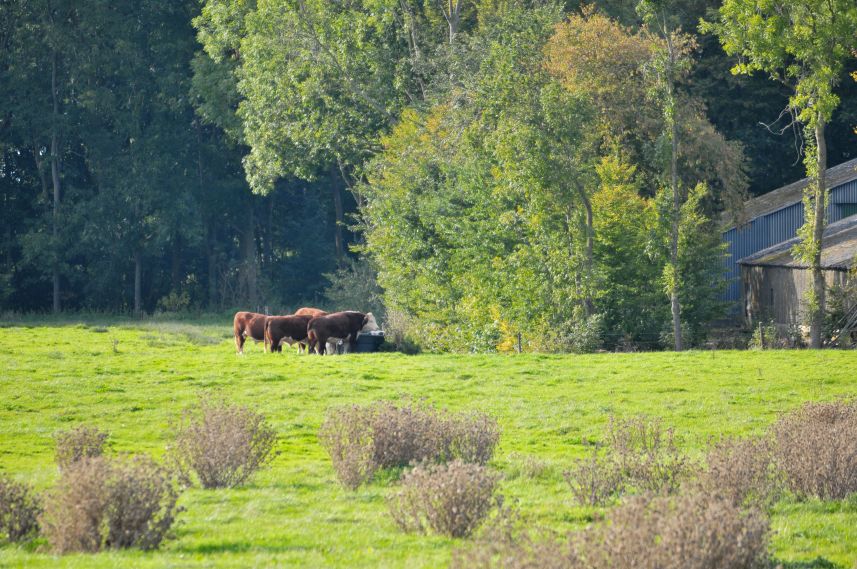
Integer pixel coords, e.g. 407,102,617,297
355,331,385,353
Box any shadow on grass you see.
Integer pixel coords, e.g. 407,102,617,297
774,557,839,569
178,542,311,555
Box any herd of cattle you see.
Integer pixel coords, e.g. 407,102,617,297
233,307,380,355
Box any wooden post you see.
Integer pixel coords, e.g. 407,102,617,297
516,332,522,354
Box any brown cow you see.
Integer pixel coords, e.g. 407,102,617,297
264,315,312,353
307,311,379,355
295,307,327,318
233,311,269,354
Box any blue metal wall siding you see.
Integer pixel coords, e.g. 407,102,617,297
830,180,857,222
723,179,857,303
723,201,804,302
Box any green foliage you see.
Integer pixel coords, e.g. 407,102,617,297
361,6,733,352
323,258,386,320
704,0,857,128
591,156,664,346
363,5,596,352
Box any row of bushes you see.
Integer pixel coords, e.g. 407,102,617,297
319,400,500,489
450,400,857,568
0,398,277,552
319,400,505,538
3,398,856,563
452,490,770,569
564,400,857,509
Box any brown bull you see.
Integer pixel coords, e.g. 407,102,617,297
264,315,312,353
295,307,327,318
233,311,269,354
307,311,379,355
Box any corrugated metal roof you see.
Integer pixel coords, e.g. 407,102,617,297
738,215,857,270
722,157,857,230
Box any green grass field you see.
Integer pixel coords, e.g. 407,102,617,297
1,320,856,568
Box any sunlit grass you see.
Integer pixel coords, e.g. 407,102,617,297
0,321,855,567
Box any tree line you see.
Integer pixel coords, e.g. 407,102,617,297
1,0,855,350
0,0,347,314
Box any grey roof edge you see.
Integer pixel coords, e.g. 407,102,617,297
737,214,857,268
721,157,857,231
739,262,850,271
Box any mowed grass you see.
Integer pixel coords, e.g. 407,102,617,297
0,321,856,568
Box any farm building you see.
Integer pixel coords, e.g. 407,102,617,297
739,216,857,327
721,157,857,326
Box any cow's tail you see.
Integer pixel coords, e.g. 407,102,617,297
264,321,272,353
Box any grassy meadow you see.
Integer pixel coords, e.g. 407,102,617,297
0,319,856,568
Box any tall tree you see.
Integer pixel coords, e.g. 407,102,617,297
704,0,857,348
546,6,744,349
637,0,697,351
0,0,80,312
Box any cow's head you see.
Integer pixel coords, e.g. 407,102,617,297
361,312,380,332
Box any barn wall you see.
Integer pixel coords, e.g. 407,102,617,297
830,179,857,222
724,178,857,306
741,265,848,327
724,204,803,305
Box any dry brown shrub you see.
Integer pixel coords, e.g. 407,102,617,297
173,397,277,488
317,405,376,489
41,457,109,553
40,455,181,553
318,400,500,489
54,425,108,470
607,415,690,494
569,492,769,569
103,455,181,550
450,512,567,569
772,400,857,500
564,448,624,506
388,460,501,538
369,401,446,469
0,476,40,542
453,492,769,569
696,436,782,509
445,412,501,465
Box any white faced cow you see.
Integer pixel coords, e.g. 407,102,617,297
307,311,379,355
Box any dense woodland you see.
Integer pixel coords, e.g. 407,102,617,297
1,0,855,351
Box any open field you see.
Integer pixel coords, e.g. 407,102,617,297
1,320,856,568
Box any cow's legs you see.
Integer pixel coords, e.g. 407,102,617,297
345,334,358,354
235,329,245,354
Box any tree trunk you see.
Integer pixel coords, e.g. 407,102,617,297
809,119,827,349
573,188,595,315
446,0,461,44
134,249,143,315
670,115,682,351
331,176,345,265
666,34,683,352
50,50,61,313
242,202,258,306
207,223,218,309
264,194,274,266
170,234,182,292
